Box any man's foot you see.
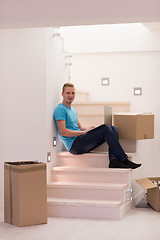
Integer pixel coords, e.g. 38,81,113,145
123,159,142,169
109,159,130,169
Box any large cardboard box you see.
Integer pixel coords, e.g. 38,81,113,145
4,161,47,227
113,112,154,140
136,177,160,211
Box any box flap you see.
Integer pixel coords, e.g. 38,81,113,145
114,112,141,116
142,113,153,115
136,178,157,190
114,112,153,116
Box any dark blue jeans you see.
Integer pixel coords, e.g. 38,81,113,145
70,124,128,162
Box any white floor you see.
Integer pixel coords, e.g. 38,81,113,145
0,207,160,240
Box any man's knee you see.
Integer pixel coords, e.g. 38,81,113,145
104,124,119,135
103,124,112,132
111,125,118,131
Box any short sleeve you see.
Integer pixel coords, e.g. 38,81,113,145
54,106,66,121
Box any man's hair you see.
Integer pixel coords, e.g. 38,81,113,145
62,83,75,93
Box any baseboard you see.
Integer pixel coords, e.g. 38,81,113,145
120,200,133,218
133,190,145,206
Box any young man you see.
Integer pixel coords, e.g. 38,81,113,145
54,83,141,169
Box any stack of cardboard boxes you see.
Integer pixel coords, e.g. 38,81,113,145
114,112,160,212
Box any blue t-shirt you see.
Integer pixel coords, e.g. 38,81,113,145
54,103,80,151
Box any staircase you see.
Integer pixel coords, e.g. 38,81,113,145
72,101,130,128
47,152,134,220
48,91,134,220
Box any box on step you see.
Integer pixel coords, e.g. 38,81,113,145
4,161,47,227
113,112,154,140
136,177,160,211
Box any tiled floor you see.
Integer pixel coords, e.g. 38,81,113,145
0,207,160,240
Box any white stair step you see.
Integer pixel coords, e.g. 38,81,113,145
57,152,109,167
72,101,130,113
51,167,131,184
57,152,135,168
47,182,128,201
77,113,104,127
74,90,89,102
47,197,124,220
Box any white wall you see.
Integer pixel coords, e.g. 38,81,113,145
46,28,67,181
70,52,160,106
61,25,160,182
0,28,47,208
0,27,67,208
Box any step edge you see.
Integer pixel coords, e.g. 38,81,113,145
73,101,131,105
77,113,104,116
47,198,123,208
47,182,128,190
51,166,131,173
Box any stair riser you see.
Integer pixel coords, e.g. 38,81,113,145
51,171,130,184
73,104,105,113
73,103,130,113
78,116,104,127
47,187,124,201
47,204,120,220
57,155,132,168
57,157,108,168
74,91,88,102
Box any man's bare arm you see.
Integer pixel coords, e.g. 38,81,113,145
78,121,95,132
77,121,86,131
57,120,88,137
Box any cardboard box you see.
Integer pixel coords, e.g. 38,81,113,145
136,177,160,211
4,161,47,227
113,112,154,140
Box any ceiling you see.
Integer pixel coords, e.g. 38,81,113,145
0,0,160,29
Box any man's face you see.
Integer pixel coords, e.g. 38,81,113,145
62,87,75,105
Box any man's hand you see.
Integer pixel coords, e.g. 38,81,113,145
82,126,95,134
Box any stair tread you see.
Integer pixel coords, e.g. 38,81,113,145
77,112,104,116
47,197,123,207
52,166,131,173
73,101,130,105
47,181,128,189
